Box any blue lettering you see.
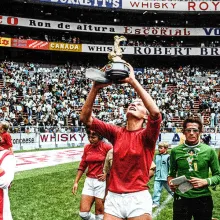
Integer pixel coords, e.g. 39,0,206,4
172,133,180,142
158,133,162,142
40,0,122,8
214,28,220,35
203,28,213,36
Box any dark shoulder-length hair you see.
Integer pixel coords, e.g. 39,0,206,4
182,117,203,132
85,128,103,140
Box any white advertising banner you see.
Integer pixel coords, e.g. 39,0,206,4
11,133,38,151
10,132,220,151
158,133,220,148
83,44,220,56
39,133,88,148
39,0,220,12
0,15,220,36
122,1,220,12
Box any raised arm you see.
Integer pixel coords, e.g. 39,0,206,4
80,82,112,127
123,64,160,120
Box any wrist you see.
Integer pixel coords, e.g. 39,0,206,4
90,82,99,90
128,77,138,86
205,178,210,186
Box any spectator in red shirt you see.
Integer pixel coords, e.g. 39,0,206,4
80,63,161,220
0,121,13,153
72,129,112,220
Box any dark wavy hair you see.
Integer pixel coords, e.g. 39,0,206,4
86,128,103,140
182,117,203,133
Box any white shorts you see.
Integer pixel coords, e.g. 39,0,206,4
82,177,106,199
104,190,152,218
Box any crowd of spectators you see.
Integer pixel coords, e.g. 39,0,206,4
1,31,220,48
13,34,81,44
0,61,219,133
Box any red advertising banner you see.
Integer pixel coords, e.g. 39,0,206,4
11,39,49,50
12,38,28,48
27,40,49,50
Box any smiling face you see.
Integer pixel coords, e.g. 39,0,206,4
126,99,148,120
183,122,201,145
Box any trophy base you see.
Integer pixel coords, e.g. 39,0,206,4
105,62,130,82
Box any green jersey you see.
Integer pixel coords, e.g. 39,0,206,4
169,143,220,198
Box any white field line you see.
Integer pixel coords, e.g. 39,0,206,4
152,195,173,219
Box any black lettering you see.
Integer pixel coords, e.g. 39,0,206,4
154,47,162,55
29,20,36,26
211,48,219,55
94,26,101,32
96,46,103,51
165,47,172,55
88,25,93,31
45,22,51,27
77,25,82,30
201,48,208,55
58,23,64,28
38,22,43,27
65,24,70,29
175,47,183,55
88,46,95,51
134,47,142,54
109,27,115,33
144,47,151,55
185,48,192,55
107,47,113,52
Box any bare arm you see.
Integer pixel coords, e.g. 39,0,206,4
80,82,112,127
167,176,178,192
122,64,160,119
72,170,84,195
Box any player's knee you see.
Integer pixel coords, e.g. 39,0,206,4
79,212,95,220
95,207,104,215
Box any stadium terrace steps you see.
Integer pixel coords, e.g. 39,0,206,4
0,79,4,89
166,85,177,93
214,85,220,92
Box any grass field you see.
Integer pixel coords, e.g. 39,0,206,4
10,162,220,220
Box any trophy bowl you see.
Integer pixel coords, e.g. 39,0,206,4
105,61,130,81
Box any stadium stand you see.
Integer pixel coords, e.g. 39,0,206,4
0,0,219,134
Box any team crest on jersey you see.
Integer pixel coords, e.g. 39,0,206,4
183,147,200,172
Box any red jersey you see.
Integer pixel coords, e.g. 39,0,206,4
78,141,112,178
90,115,162,193
0,132,12,150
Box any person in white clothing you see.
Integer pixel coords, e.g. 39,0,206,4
0,147,16,220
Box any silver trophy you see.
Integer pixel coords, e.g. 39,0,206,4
85,36,129,83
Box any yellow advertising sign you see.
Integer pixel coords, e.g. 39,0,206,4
0,37,11,47
49,42,82,52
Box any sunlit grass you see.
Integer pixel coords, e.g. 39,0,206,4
10,162,220,220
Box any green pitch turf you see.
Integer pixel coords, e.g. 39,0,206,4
10,162,220,220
